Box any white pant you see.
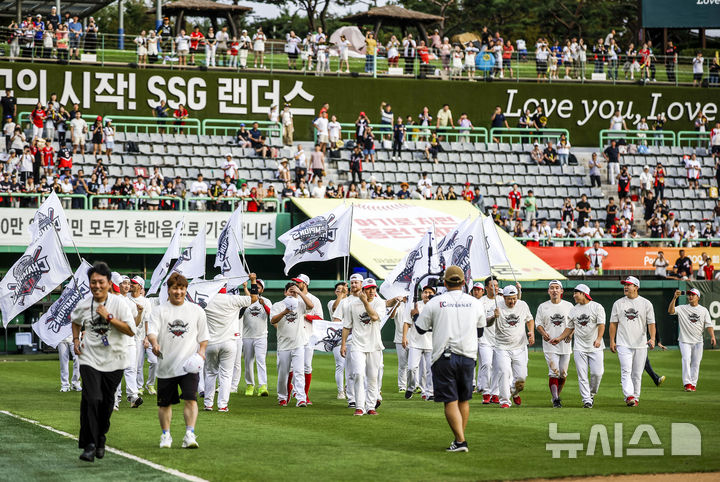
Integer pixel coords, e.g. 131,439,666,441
205,44,217,66
57,340,80,389
344,344,355,404
243,337,268,387
116,344,138,401
136,342,158,388
494,346,528,406
352,349,382,413
617,345,647,400
239,49,249,68
608,162,620,184
679,341,704,386
574,350,604,404
204,340,237,409
332,345,346,393
395,343,408,390
544,352,571,378
477,343,497,395
304,343,314,374
277,347,305,403
407,346,433,397
32,125,43,139
230,338,243,391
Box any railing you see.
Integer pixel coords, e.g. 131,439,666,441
202,119,282,138
323,123,489,144
0,192,89,209
515,236,720,247
88,194,181,210
598,129,676,149
677,131,712,149
489,127,570,145
80,194,282,211
184,196,282,212
18,112,201,135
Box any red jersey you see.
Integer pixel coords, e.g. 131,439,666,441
703,264,715,280
639,48,650,65
502,45,514,59
461,189,474,202
190,31,204,49
418,46,430,64
508,190,522,209
42,145,54,166
31,108,46,128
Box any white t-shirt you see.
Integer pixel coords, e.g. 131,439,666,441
222,160,238,179
610,295,656,349
494,299,533,350
71,294,135,372
204,293,252,345
313,116,329,137
535,299,573,355
175,35,190,51
119,294,139,347
128,294,152,340
415,290,486,364
685,158,701,179
242,296,271,339
404,301,432,351
147,301,209,379
270,298,307,351
610,115,624,131
342,296,386,353
190,180,208,195
674,304,712,344
392,301,406,344
328,121,341,142
70,118,87,137
568,301,606,353
303,292,323,339
585,248,609,269
478,295,500,346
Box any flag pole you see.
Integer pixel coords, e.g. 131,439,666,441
344,204,354,281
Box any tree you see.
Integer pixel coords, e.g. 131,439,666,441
257,0,334,31
94,0,155,37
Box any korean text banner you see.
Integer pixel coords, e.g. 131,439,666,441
529,246,720,271
290,199,564,281
0,209,276,250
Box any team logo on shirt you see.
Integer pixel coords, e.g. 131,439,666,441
550,314,565,327
290,213,338,256
285,311,297,323
624,308,639,321
90,315,110,336
576,314,591,327
7,246,51,306
44,279,90,333
359,312,372,324
168,319,189,337
505,313,520,326
688,313,700,324
248,305,264,317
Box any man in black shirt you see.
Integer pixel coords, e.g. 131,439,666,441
603,140,621,184
248,123,263,149
673,250,693,278
575,194,591,225
643,191,656,221
543,141,558,165
119,176,133,210
350,145,363,184
47,6,60,30
1,88,17,122
73,170,89,209
157,17,173,55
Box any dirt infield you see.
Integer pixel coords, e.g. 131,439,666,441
531,473,720,482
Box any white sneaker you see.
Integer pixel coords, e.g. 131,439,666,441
159,432,172,448
337,391,346,400
72,384,82,391
182,431,199,449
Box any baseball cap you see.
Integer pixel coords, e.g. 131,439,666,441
225,152,232,158
621,276,640,287
548,280,563,288
291,274,310,286
349,273,363,282
688,288,701,297
111,272,123,292
182,353,204,374
472,281,485,290
502,285,518,297
131,276,144,285
284,296,299,311
121,275,130,283
574,283,592,301
362,278,378,289
422,283,437,292
492,204,498,209
444,265,465,284
256,279,264,289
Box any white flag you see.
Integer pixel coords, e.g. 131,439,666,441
215,205,244,268
483,216,509,266
379,230,437,301
0,228,73,327
32,259,92,348
170,226,206,280
148,220,184,295
28,191,73,246
184,277,228,309
220,230,249,289
279,204,352,275
309,319,344,352
443,217,492,284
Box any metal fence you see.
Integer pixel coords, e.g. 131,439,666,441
514,236,720,247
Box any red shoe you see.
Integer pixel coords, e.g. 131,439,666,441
500,403,510,408
482,394,491,404
690,385,697,392
684,384,692,392
421,395,427,401
367,410,378,415
353,409,364,416
512,396,522,406
625,396,637,406
490,395,499,404
306,399,313,406
278,399,288,407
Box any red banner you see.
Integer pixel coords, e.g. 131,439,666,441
528,247,720,271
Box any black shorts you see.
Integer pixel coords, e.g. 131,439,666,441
503,58,511,67
536,61,547,74
431,353,475,403
693,73,702,81
712,146,720,155
157,373,199,407
288,52,298,60
312,168,323,178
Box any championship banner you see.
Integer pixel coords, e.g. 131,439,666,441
32,260,93,348
309,319,343,352
0,209,276,250
529,246,720,271
27,191,74,246
290,199,563,280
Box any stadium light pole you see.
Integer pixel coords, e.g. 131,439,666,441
56,0,61,18
156,0,162,30
118,0,125,50
16,0,21,23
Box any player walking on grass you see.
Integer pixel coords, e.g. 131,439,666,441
242,278,271,397
71,262,136,462
148,273,209,449
332,273,364,407
493,285,534,408
129,276,154,397
535,280,573,408
477,277,500,404
669,288,716,392
402,285,435,400
270,282,314,407
291,274,323,405
415,266,486,453
114,274,143,410
328,282,349,398
551,284,605,408
57,332,81,392
392,295,409,394
340,278,385,416
609,276,656,407
203,274,257,412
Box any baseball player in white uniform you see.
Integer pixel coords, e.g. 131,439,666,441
477,277,500,404
535,280,573,408
492,285,534,408
328,281,349,399
242,278,271,397
128,276,154,397
114,274,142,410
291,274,323,405
270,282,314,407
203,274,257,412
340,278,386,416
668,288,716,391
551,284,605,408
58,334,82,392
332,273,364,408
402,285,435,400
609,276,656,406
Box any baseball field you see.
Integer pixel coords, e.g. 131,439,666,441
0,349,718,481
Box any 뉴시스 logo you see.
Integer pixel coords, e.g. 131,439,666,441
7,246,51,306
547,423,701,458
291,213,338,257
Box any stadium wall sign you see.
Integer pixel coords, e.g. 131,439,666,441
529,246,720,271
2,64,718,146
0,208,276,250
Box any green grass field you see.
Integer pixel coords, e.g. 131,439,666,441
0,350,718,481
